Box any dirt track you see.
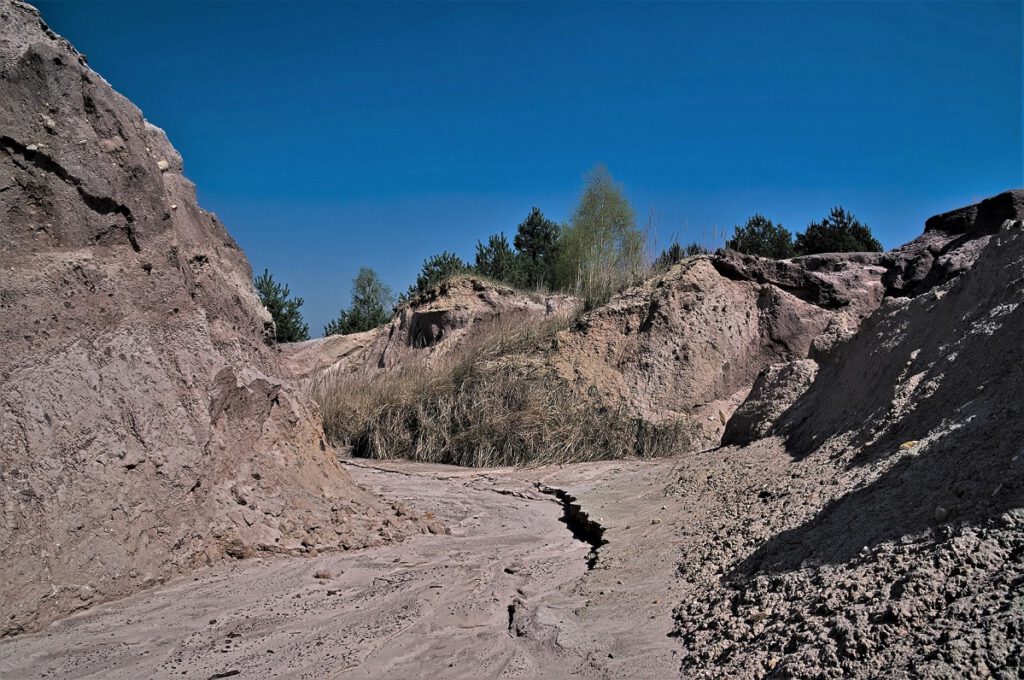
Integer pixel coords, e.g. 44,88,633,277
0,458,686,679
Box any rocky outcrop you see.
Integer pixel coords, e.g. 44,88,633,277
675,194,1024,678
369,278,576,368
881,189,1024,298
723,193,1024,454
0,0,433,636
549,251,887,446
711,249,887,317
280,276,578,381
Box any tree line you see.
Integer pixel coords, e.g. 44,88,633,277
255,166,883,342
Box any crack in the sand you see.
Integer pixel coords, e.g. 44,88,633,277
535,483,608,570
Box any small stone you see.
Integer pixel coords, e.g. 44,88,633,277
78,585,93,601
935,506,949,522
899,440,919,450
651,518,662,525
748,608,771,622
41,114,56,133
313,569,333,580
157,159,170,172
170,204,178,210
26,144,38,152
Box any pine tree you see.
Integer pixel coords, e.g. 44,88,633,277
795,207,882,255
254,269,309,343
474,233,522,286
513,207,560,288
727,215,795,259
404,251,468,300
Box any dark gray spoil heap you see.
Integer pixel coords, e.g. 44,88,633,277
678,193,1024,679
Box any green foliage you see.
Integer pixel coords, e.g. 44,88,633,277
513,207,561,288
473,233,522,286
554,165,646,308
254,268,309,343
323,267,395,336
403,251,468,301
653,241,709,270
794,206,882,255
727,214,796,259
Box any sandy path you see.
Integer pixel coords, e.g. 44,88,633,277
0,458,685,679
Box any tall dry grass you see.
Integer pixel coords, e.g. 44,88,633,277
309,312,695,467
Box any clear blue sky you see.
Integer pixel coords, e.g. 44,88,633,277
37,1,1022,336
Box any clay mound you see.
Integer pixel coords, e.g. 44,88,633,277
295,251,889,459
549,250,887,446
0,0,434,637
280,275,577,380
675,193,1024,677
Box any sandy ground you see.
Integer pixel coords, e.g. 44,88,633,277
0,458,687,679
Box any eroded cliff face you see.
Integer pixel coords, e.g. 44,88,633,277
0,0,436,636
548,251,888,446
558,192,1024,452
674,194,1024,679
281,276,578,381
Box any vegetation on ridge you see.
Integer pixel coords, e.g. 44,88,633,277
258,166,882,341
727,207,882,259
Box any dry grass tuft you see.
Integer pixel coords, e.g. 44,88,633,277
309,313,694,467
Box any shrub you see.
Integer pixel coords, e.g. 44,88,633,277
254,269,309,343
323,267,394,336
554,165,647,309
654,241,709,270
309,313,694,467
794,206,882,255
727,215,795,259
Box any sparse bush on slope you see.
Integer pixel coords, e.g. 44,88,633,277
310,312,695,467
653,241,710,271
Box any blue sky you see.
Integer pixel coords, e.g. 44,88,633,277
37,1,1022,336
